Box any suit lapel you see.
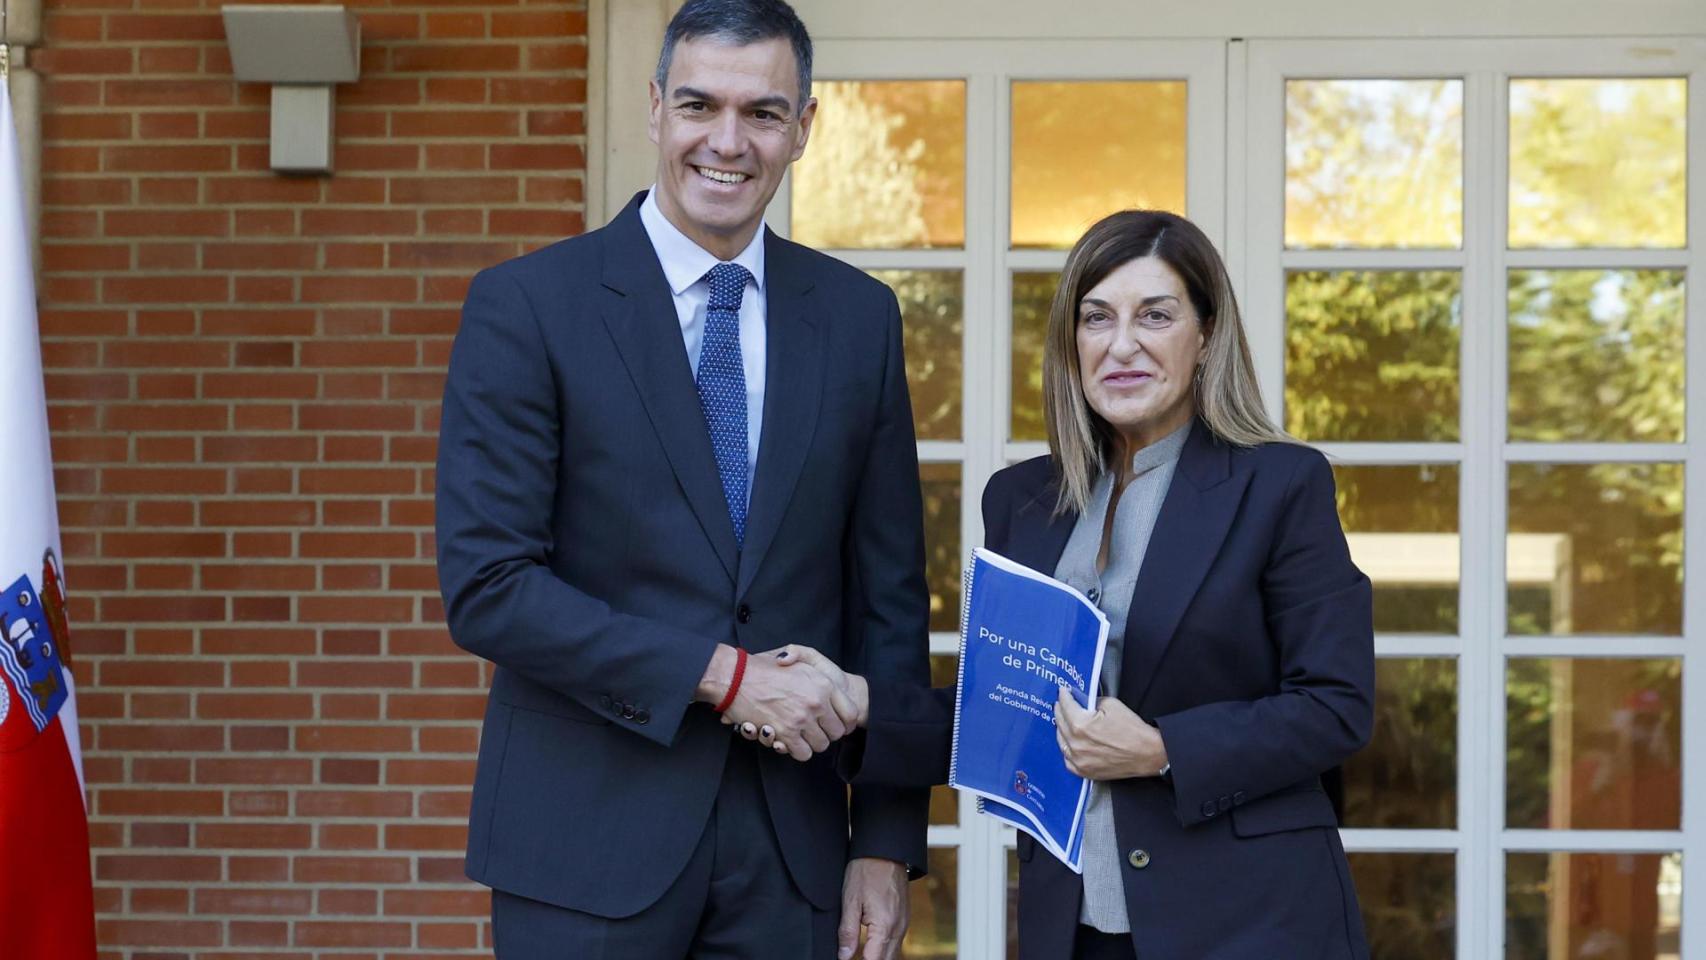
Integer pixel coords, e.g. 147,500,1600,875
737,232,824,596
1120,420,1251,708
1006,475,1077,579
599,196,739,583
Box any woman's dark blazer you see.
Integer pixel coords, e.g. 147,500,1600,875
848,420,1375,959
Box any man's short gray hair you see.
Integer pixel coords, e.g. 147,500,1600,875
655,0,814,108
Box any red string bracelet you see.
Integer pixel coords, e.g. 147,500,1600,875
713,647,748,714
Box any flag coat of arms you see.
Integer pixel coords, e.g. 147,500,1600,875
0,69,99,958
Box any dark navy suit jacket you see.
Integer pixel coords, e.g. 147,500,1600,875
851,421,1375,958
436,194,931,918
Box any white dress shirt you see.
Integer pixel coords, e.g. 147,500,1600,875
639,188,768,498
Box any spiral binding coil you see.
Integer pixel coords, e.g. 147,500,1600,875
946,553,979,790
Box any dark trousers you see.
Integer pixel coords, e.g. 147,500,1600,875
491,745,837,960
1073,925,1138,960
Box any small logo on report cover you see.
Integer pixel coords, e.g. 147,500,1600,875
1013,770,1047,812
0,550,72,735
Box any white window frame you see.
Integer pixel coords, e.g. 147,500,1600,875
1242,36,1706,960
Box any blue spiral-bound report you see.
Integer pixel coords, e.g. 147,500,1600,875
948,547,1109,873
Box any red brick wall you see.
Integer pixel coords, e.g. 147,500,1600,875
31,1,589,955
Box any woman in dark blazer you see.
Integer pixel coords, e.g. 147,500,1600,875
766,210,1375,959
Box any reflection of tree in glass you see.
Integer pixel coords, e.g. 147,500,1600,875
1286,80,1464,249
1507,464,1682,636
928,656,960,825
1009,272,1057,442
869,271,962,442
1504,852,1551,959
855,82,966,247
1510,79,1687,249
1334,464,1460,634
1505,851,1680,960
1285,271,1461,442
793,83,929,249
1505,658,1555,830
1348,852,1455,960
920,466,962,634
792,81,966,249
900,847,958,958
1343,659,1456,829
1011,82,1186,249
1505,658,1681,831
1509,270,1684,443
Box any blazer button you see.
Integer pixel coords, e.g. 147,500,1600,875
598,694,612,711
1217,795,1232,812
1200,801,1217,819
736,604,752,624
635,708,651,725
1232,791,1247,806
621,704,636,720
1127,848,1150,869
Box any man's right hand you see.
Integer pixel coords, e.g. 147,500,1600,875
696,644,860,760
769,644,868,728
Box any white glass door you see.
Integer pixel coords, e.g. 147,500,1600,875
762,30,1706,958
1245,37,1704,960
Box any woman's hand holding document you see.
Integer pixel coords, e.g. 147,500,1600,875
1053,686,1169,781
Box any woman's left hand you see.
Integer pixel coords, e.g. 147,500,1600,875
1055,685,1169,780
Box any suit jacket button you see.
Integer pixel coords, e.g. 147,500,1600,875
635,708,651,725
598,695,612,711
1233,791,1246,806
1201,801,1217,818
1127,848,1150,869
621,704,636,720
736,604,752,624
1218,795,1232,812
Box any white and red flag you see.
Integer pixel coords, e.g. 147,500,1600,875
0,69,99,959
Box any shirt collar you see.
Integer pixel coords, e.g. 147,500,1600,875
639,187,767,297
1128,420,1192,476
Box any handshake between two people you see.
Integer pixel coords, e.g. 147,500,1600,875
693,643,1170,777
694,644,866,761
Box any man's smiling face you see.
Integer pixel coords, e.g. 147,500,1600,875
648,35,816,259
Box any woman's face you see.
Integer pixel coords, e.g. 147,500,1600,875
1075,255,1205,450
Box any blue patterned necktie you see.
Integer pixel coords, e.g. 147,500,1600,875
697,262,753,547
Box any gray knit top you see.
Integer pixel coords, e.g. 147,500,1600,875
1051,421,1189,933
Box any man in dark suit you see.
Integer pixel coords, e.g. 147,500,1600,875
434,2,930,958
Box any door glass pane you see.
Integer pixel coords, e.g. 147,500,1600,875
792,80,966,249
872,270,965,441
901,847,957,959
1334,464,1460,634
1010,271,1058,442
1506,852,1682,959
1506,463,1683,636
1285,79,1464,249
1509,78,1687,249
1286,270,1462,442
1011,81,1186,249
1006,847,1020,960
922,462,963,633
1508,269,1685,443
1343,658,1457,828
1348,852,1456,959
1506,657,1681,830
929,654,958,826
